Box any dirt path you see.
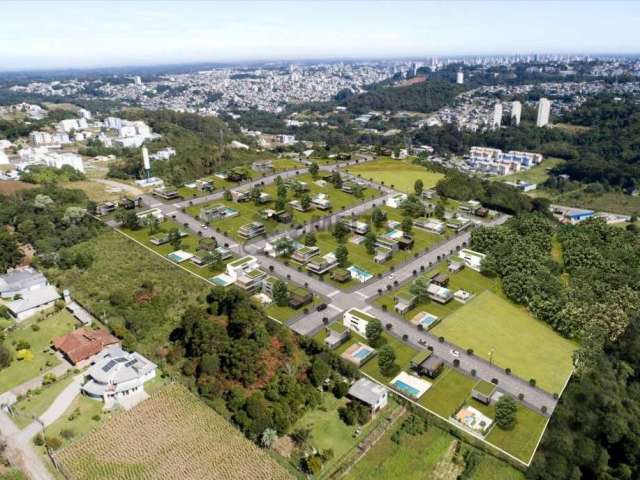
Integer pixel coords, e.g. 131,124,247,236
430,440,465,480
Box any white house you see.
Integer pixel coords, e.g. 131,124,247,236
343,308,377,337
7,285,60,321
459,248,486,272
348,378,388,413
225,255,260,281
0,267,48,299
82,347,156,407
386,193,408,209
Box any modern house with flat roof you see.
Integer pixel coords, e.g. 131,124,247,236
471,380,498,405
341,218,369,235
386,193,408,209
252,160,273,172
230,188,251,203
288,286,313,309
0,267,48,299
343,307,377,337
311,193,332,210
7,285,60,321
226,255,260,280
324,328,350,350
459,248,486,272
348,378,388,414
426,283,453,304
238,222,265,239
291,245,320,264
199,204,239,222
135,208,164,225
414,218,445,235
446,217,472,233
413,352,444,379
235,268,268,293
394,292,416,315
306,252,338,275
82,347,156,407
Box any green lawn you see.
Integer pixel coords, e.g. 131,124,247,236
481,400,549,463
376,263,499,321
11,375,75,429
291,392,381,475
345,158,444,193
264,295,319,323
37,394,108,451
419,368,477,418
473,455,525,480
495,157,565,185
361,335,419,383
431,290,575,394
0,310,77,394
344,412,452,480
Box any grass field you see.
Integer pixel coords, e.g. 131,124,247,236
290,392,387,475
55,383,293,480
12,375,75,429
0,310,77,394
418,368,477,418
485,405,548,463
345,158,444,193
431,290,575,393
61,180,121,202
495,157,565,185
473,455,525,480
46,230,207,352
344,412,452,480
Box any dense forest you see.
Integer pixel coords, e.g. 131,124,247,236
468,215,640,478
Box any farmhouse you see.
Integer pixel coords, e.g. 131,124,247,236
0,267,48,299
82,347,157,407
238,222,265,239
7,285,60,321
458,248,486,271
343,307,377,336
348,378,388,414
53,329,120,365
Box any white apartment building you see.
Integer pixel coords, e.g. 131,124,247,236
456,70,464,85
536,98,551,127
491,103,503,129
343,308,378,337
511,101,522,126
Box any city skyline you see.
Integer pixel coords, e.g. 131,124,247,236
2,0,640,71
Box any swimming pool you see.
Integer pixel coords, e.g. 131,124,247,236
347,265,373,283
383,229,404,240
223,207,239,217
392,379,420,398
353,346,373,360
419,314,439,329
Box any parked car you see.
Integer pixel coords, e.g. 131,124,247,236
316,303,327,312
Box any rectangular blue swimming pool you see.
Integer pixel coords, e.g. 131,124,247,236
393,379,420,398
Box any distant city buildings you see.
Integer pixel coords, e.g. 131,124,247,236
491,103,503,129
536,98,551,127
456,69,464,84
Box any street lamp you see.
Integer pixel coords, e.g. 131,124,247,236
489,348,495,366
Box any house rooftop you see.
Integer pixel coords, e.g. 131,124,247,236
474,380,497,396
348,378,387,407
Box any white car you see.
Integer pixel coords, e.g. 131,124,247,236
449,349,460,358
201,224,208,229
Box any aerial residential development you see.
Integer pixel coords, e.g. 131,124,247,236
0,2,638,480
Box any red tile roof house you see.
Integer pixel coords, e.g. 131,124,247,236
53,329,120,366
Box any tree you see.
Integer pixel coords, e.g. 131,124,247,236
495,395,517,430
401,216,413,235
277,183,287,200
414,179,424,196
0,345,12,370
434,204,445,219
352,184,364,198
272,280,289,307
304,232,317,246
309,358,330,386
333,222,350,243
371,207,386,228
309,162,319,178
0,232,22,272
260,428,277,448
365,318,383,346
335,244,349,267
168,228,183,249
378,344,398,376
223,189,232,201
251,186,262,205
205,250,223,271
300,193,311,211
275,237,296,257
410,277,431,303
364,231,377,255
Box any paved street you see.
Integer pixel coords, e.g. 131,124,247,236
136,163,558,414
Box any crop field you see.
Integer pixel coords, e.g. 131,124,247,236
345,158,444,193
55,383,292,480
431,290,576,394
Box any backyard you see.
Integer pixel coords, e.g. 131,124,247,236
345,158,444,193
0,310,77,393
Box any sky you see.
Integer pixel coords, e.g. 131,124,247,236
2,0,640,71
